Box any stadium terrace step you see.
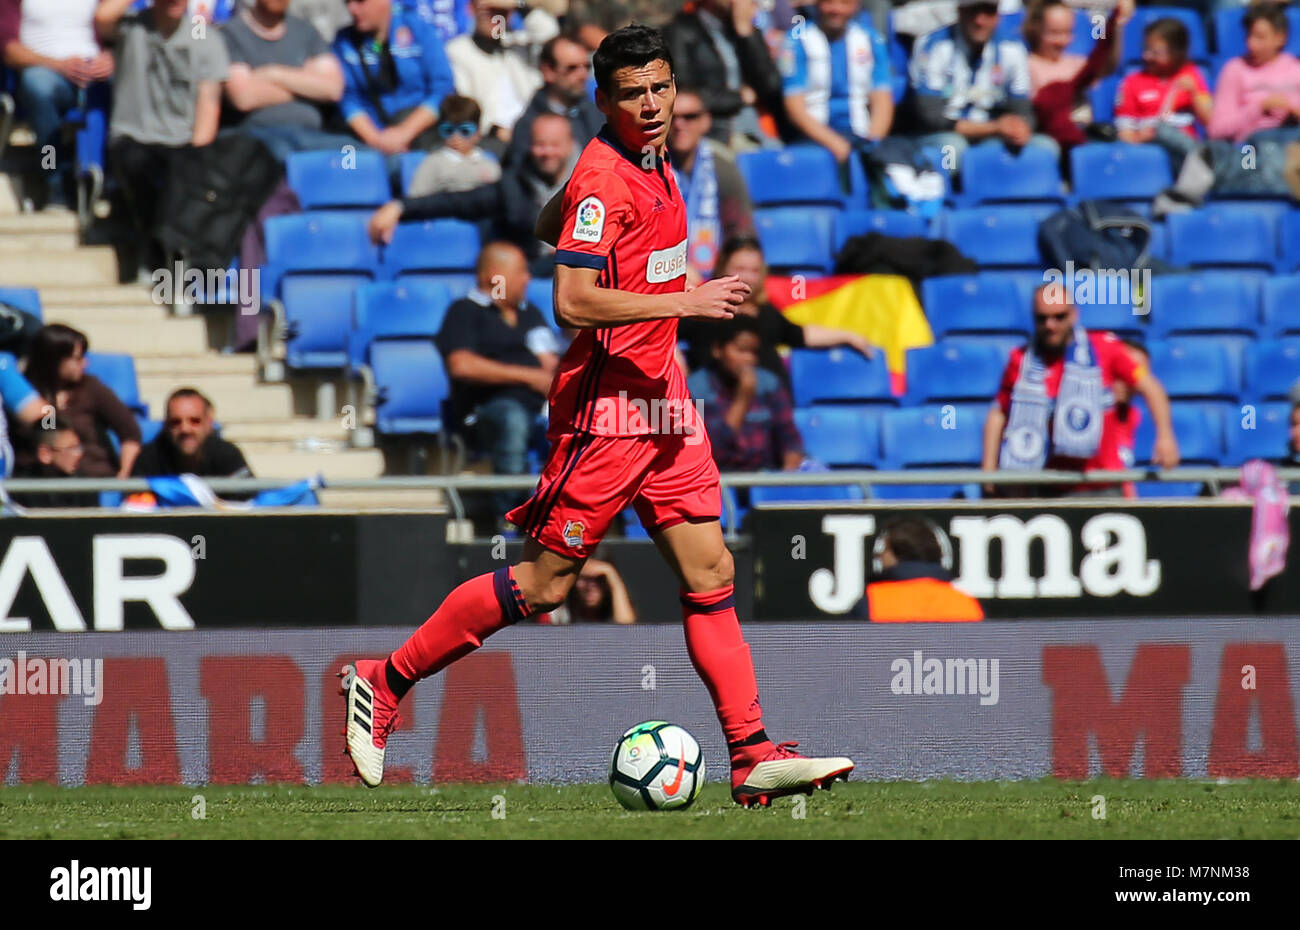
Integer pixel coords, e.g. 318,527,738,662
315,487,446,510
242,447,384,481
38,284,156,307
45,306,174,330
218,418,352,444
132,353,259,377
72,317,208,355
139,380,294,422
0,230,79,251
0,245,117,287
0,211,78,235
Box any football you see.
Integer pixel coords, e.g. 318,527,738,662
608,721,705,811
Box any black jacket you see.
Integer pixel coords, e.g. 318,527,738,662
662,11,784,124
505,88,604,171
131,431,252,480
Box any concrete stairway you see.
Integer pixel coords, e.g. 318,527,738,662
0,206,421,503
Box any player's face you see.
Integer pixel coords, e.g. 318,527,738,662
817,0,860,35
1032,291,1076,352
597,59,675,155
166,396,213,458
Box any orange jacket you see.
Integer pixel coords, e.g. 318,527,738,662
864,566,984,623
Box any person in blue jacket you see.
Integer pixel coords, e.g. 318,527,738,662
333,0,456,155
0,353,52,478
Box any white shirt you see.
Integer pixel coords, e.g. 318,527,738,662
19,0,100,60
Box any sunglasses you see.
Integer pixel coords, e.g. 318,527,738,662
439,121,479,138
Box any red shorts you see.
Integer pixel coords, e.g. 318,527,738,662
505,430,721,559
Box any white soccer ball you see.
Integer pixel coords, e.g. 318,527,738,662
608,721,705,811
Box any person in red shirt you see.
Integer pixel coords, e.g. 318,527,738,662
982,285,1178,497
1115,17,1213,173
338,24,854,809
1109,339,1148,498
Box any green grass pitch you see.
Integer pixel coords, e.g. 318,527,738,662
3,780,1300,839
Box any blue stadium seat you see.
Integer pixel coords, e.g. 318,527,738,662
737,146,844,207
348,281,452,377
749,483,867,505
1224,401,1293,465
1135,402,1224,465
1148,338,1240,402
873,405,985,499
1166,205,1276,270
1215,6,1300,59
960,144,1065,206
1069,143,1172,205
939,206,1052,269
1087,75,1120,125
1262,275,1300,337
1074,293,1150,340
0,286,41,318
788,347,894,407
400,151,426,197
1149,272,1260,339
795,406,881,467
904,342,1006,405
921,275,1029,341
287,150,391,210
525,277,561,333
754,206,837,275
834,210,929,253
1244,338,1300,403
382,219,481,278
263,212,382,370
371,340,449,436
85,352,147,418
1123,8,1208,65
1281,210,1300,272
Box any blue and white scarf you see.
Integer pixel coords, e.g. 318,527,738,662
796,19,876,140
675,140,721,279
999,326,1105,469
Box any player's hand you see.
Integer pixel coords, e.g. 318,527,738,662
1151,432,1180,469
368,200,404,245
679,275,749,320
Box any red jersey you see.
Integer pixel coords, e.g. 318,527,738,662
549,126,691,439
996,331,1145,473
1114,64,1209,139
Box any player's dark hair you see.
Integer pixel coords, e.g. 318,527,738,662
592,24,674,94
715,235,765,277
1243,2,1288,38
438,93,481,127
1144,17,1190,64
25,323,88,400
881,517,944,564
167,387,213,414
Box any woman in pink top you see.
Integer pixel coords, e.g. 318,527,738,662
1209,3,1300,145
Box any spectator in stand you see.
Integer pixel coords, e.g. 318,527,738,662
9,418,99,509
96,0,229,278
0,352,49,477
663,0,785,150
565,0,679,53
982,285,1178,498
1209,4,1300,148
1110,339,1147,499
333,0,455,156
0,0,114,210
668,87,755,283
1025,0,1131,151
1114,17,1212,173
219,0,350,161
435,241,559,524
505,34,603,169
856,517,984,622
907,0,1055,173
678,236,873,389
687,315,805,473
131,388,252,478
543,555,637,624
406,93,502,196
368,111,576,274
289,0,351,40
412,0,474,43
444,0,558,152
779,0,894,165
22,324,141,479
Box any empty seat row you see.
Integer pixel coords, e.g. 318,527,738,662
285,150,488,209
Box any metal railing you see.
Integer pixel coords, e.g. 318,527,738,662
4,466,1296,537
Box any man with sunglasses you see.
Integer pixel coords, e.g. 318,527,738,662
333,0,455,155
506,34,604,169
982,285,1178,498
132,388,252,482
907,0,1056,173
406,93,501,195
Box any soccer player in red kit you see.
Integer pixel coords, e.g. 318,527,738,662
340,24,853,808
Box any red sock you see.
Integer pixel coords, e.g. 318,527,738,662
390,566,530,684
681,585,770,758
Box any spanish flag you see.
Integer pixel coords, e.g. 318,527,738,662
766,274,933,395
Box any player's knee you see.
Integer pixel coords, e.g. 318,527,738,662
692,546,734,592
520,574,574,614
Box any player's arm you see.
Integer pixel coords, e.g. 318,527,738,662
553,266,748,329
535,185,565,247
